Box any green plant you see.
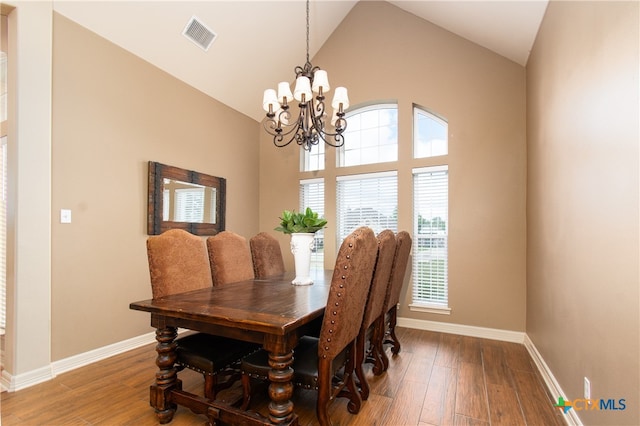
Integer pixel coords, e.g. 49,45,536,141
275,207,327,234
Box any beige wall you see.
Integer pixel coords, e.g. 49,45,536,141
259,1,527,331
50,13,260,360
526,1,639,424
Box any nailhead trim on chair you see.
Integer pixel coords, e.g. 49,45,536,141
177,361,236,376
177,346,261,376
242,361,348,390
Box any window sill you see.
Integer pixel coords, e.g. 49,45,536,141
409,303,451,315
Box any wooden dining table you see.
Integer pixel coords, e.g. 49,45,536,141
129,269,333,425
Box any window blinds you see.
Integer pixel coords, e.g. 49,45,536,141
175,188,205,223
0,140,5,331
412,166,448,306
336,171,398,241
299,178,325,270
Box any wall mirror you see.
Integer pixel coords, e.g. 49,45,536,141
148,161,226,235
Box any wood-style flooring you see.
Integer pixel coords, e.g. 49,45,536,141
1,327,566,425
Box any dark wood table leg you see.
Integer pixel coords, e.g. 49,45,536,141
150,326,181,424
267,350,295,424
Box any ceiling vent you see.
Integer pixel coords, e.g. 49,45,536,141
182,16,216,51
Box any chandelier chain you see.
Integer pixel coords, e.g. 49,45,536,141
306,0,310,64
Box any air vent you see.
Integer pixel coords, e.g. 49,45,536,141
182,16,216,51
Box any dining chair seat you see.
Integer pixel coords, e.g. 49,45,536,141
176,333,259,377
241,336,347,390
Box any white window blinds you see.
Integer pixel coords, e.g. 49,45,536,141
300,178,325,270
336,171,398,242
412,166,449,306
0,139,5,331
174,187,205,223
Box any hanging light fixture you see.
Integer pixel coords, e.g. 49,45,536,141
262,0,349,151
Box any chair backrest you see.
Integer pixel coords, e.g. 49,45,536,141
383,231,413,313
206,231,255,286
318,226,378,360
250,232,286,278
146,229,213,299
361,230,397,332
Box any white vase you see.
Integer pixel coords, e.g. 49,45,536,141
290,233,315,285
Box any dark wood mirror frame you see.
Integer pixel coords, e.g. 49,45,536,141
147,161,226,236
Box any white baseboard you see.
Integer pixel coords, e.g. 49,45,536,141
524,335,581,426
2,331,158,393
397,316,526,343
51,331,158,377
1,364,54,392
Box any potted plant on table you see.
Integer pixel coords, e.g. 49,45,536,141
275,207,327,285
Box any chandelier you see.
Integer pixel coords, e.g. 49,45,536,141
261,0,349,151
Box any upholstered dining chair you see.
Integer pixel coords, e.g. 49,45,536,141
240,226,379,426
146,229,259,400
206,231,255,285
373,230,412,374
249,232,286,278
354,229,396,400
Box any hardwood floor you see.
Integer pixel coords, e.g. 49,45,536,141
1,328,566,426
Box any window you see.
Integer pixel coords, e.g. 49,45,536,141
336,171,398,242
300,178,324,270
411,166,449,313
337,104,398,167
414,106,448,158
301,141,324,172
0,137,5,331
298,100,451,315
1,51,6,123
1,15,8,331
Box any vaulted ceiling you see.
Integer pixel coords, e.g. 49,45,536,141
53,1,548,122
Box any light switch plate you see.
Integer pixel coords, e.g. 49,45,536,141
60,209,72,224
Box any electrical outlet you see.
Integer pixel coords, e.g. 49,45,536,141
584,377,591,401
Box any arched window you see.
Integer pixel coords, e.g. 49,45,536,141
414,106,447,158
337,103,398,167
